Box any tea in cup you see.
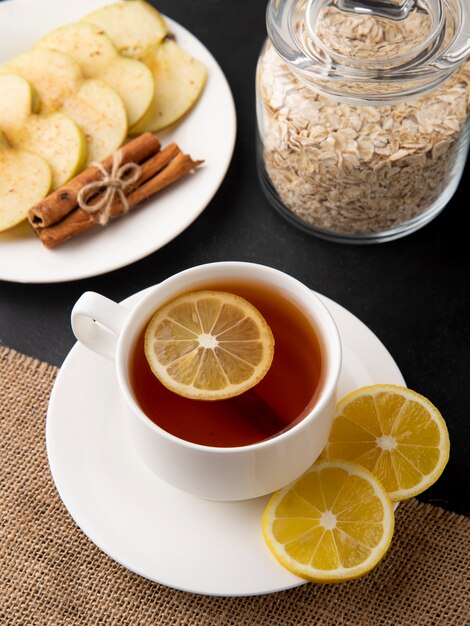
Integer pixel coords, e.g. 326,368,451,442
71,262,342,500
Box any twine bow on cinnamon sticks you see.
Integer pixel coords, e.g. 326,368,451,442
28,132,203,248
77,151,142,226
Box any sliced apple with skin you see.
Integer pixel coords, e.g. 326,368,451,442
4,49,127,163
3,49,83,112
80,1,206,132
0,74,87,189
60,79,128,162
130,39,207,134
0,69,38,126
83,0,168,59
36,22,154,127
0,130,52,232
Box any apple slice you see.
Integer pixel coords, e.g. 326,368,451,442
4,49,127,163
83,0,168,59
0,70,38,127
130,39,207,134
0,74,87,189
0,130,52,232
79,2,206,132
36,22,154,127
4,49,82,111
60,79,127,163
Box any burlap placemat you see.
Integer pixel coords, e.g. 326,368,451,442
0,345,468,625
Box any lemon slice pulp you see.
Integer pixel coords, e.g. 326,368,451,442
144,290,275,400
323,384,450,501
262,460,394,582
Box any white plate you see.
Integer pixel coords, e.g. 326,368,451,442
46,288,405,597
0,0,236,283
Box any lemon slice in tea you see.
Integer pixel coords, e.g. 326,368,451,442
144,290,275,400
323,384,450,501
262,460,394,582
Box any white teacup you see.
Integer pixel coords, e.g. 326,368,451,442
71,261,342,500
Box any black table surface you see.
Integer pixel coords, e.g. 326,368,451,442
0,0,468,516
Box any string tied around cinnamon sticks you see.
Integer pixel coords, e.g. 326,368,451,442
77,150,142,225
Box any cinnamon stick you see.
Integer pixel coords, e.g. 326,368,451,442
228,390,289,438
28,132,161,229
111,142,180,199
125,152,204,207
36,151,203,249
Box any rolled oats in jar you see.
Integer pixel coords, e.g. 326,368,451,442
256,0,470,243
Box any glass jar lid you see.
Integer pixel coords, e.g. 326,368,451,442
266,0,470,104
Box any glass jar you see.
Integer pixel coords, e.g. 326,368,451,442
256,0,470,243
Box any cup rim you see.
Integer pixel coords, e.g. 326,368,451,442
116,261,342,454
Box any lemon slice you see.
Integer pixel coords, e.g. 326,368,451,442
323,384,450,501
144,290,275,400
262,460,394,582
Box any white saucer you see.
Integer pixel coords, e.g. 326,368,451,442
46,289,405,596
0,0,236,283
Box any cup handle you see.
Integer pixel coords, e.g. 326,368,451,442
71,291,130,361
